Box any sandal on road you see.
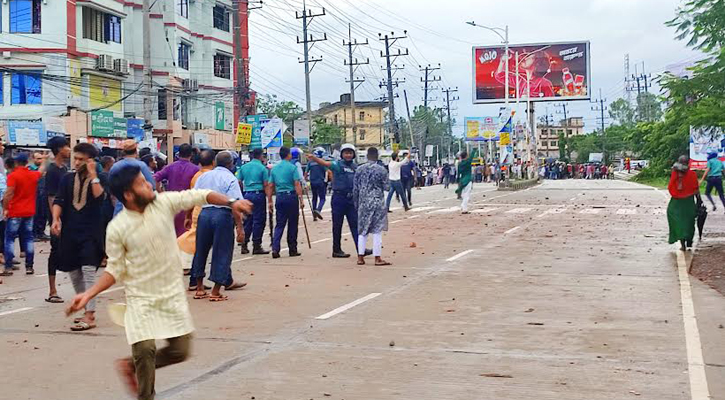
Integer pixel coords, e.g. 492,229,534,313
209,294,228,302
0,270,13,276
193,292,209,300
188,284,211,292
70,321,96,331
45,295,64,303
375,261,392,266
225,281,247,291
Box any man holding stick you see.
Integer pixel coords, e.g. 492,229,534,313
65,164,252,400
267,146,304,259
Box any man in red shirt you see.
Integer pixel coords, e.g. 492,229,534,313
2,153,42,276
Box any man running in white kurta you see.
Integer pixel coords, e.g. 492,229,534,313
66,164,252,400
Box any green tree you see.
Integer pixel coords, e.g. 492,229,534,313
635,92,664,122
255,94,304,129
311,117,344,145
609,98,636,126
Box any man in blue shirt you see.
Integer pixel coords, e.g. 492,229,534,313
238,148,270,255
700,151,725,212
110,140,156,216
306,147,328,221
400,159,414,206
267,146,304,258
191,151,250,301
307,143,367,258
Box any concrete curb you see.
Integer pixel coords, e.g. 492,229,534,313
497,178,541,191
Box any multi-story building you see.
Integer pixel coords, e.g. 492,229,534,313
536,117,585,159
316,93,387,152
0,0,249,153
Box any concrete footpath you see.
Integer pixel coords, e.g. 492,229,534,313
0,179,721,399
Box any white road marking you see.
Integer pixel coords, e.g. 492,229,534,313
676,251,711,400
427,206,460,214
315,293,382,320
472,207,499,213
311,238,331,244
616,208,636,215
446,249,475,262
0,307,34,317
537,208,567,218
391,220,402,224
35,274,48,277
579,209,601,214
505,207,532,214
389,207,402,211
407,215,420,219
232,256,254,263
504,226,521,235
410,206,438,212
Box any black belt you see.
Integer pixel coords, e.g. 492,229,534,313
244,190,264,194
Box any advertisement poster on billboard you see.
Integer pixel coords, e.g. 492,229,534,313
293,119,310,147
690,126,725,169
236,123,253,146
465,112,511,142
261,117,286,148
473,41,590,104
127,118,144,141
245,114,267,149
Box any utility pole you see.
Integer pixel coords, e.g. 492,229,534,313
403,89,416,153
591,88,608,133
555,102,568,122
233,0,261,125
142,0,152,125
442,87,458,161
296,0,326,141
343,23,368,147
419,64,441,109
379,31,408,146
623,53,631,104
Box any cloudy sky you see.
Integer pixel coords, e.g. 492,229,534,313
248,0,702,135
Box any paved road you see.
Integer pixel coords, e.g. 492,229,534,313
0,179,720,399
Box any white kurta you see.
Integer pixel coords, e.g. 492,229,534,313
105,189,211,345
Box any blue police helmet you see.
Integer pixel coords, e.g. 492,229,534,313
291,147,302,160
313,147,326,158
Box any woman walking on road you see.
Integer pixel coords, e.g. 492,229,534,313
667,156,700,251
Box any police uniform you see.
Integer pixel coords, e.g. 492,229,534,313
237,158,269,254
268,160,300,255
328,159,358,256
307,161,327,214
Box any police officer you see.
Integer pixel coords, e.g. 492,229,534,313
306,143,367,258
306,147,327,221
267,146,303,259
238,148,270,255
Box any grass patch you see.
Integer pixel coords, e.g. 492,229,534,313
632,175,670,188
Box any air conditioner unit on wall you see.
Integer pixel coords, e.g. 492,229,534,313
96,55,114,72
113,58,129,75
183,79,200,92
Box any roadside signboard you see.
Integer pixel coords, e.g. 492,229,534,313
690,126,724,169
90,110,115,137
473,41,591,104
236,123,253,146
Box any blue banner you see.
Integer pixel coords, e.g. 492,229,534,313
127,118,144,141
7,121,46,146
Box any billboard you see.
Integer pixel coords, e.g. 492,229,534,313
464,112,511,142
473,41,590,104
690,126,725,170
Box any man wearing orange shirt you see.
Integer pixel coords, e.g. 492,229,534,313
2,153,42,276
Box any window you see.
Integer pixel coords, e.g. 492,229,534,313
158,89,167,120
566,129,573,136
550,141,557,147
12,71,42,104
359,129,366,141
178,42,190,70
178,0,189,18
213,5,230,32
333,114,338,125
82,7,122,43
106,15,121,43
359,111,365,121
213,53,231,79
10,0,42,33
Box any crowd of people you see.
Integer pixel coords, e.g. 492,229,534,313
0,138,485,399
539,162,616,180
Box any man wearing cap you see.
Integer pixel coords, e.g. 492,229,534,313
2,153,42,276
306,143,364,258
306,147,328,221
110,139,156,216
267,146,303,259
238,148,270,255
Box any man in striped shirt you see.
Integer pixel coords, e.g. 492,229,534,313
66,164,252,400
